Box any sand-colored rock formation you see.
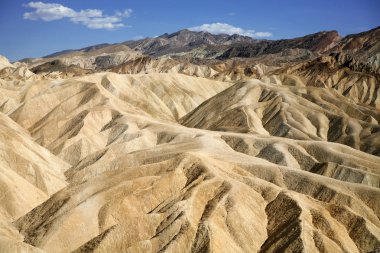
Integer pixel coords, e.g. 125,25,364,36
265,55,380,108
26,44,141,72
181,79,380,155
0,112,68,253
0,56,14,70
110,56,275,82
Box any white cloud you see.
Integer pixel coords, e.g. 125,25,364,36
115,9,133,18
70,15,125,30
253,32,272,37
23,2,132,30
189,23,272,38
133,35,145,40
23,2,76,21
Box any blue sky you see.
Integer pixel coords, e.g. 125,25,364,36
0,0,379,61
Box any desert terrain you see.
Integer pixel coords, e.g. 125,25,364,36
0,26,379,252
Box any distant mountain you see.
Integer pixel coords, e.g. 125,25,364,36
43,43,111,58
331,26,380,53
34,29,257,59
36,27,380,62
124,29,257,56
22,26,380,77
215,30,341,59
329,26,380,72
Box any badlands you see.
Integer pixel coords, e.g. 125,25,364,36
0,27,379,253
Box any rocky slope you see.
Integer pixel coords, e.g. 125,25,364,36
329,26,380,74
180,79,380,155
264,55,380,108
0,112,68,253
0,56,14,70
124,29,257,57
109,56,275,82
213,30,341,60
25,44,141,72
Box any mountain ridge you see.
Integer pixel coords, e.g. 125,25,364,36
18,26,378,79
